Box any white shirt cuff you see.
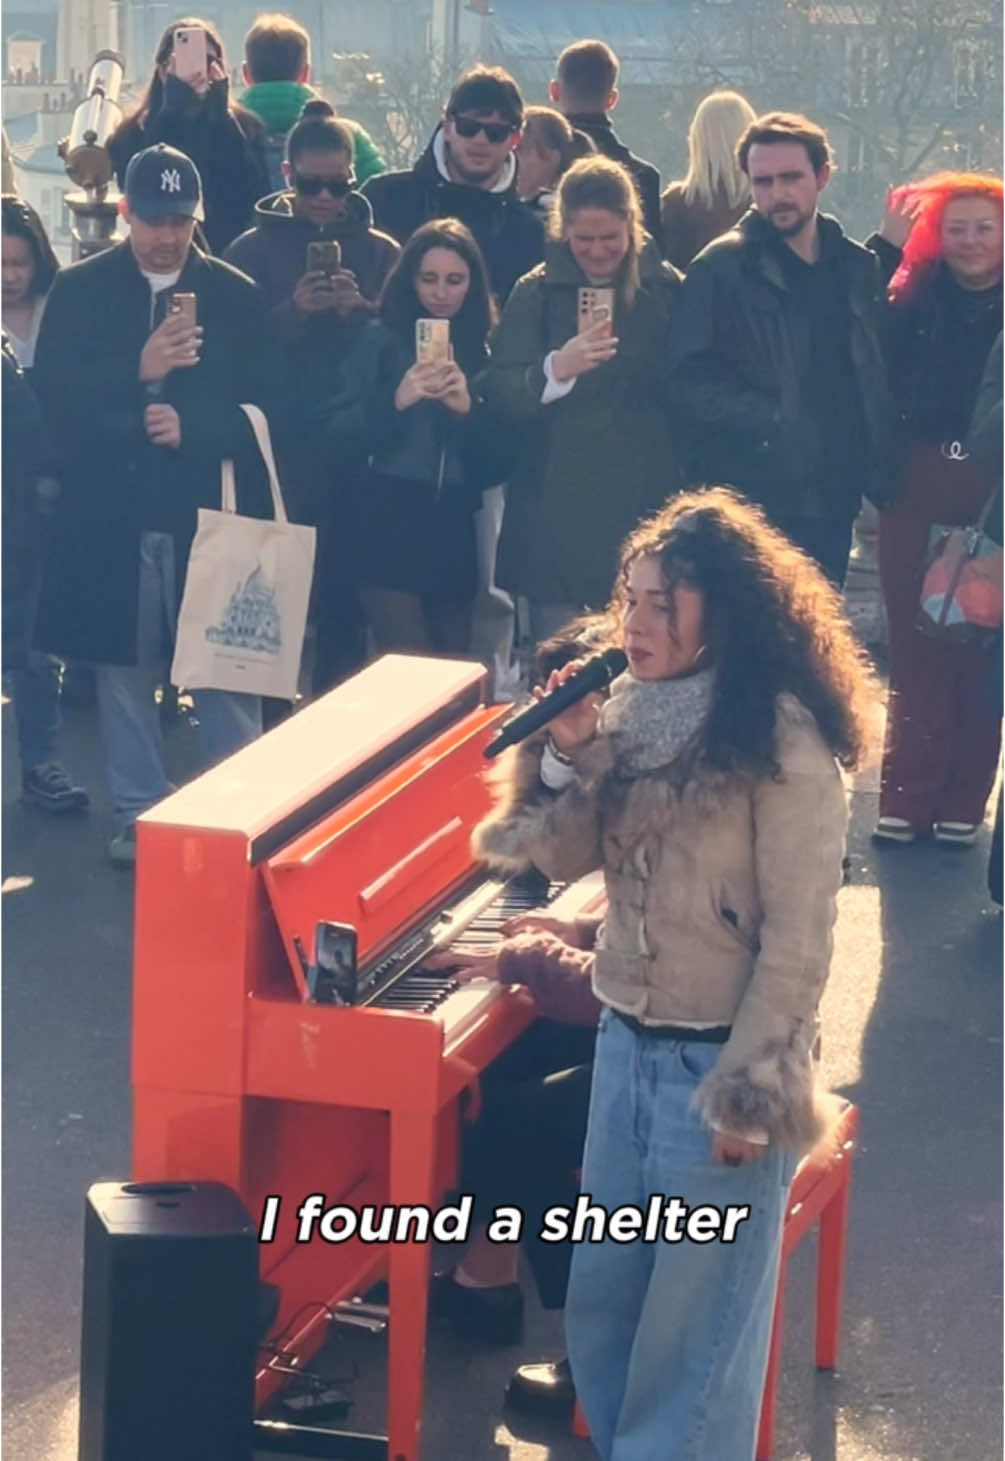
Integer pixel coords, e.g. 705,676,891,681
541,351,576,405
540,740,578,789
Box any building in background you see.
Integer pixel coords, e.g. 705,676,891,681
3,0,1000,245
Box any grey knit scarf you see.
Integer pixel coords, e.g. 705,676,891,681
599,668,716,775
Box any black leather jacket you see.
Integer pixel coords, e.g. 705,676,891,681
668,209,895,514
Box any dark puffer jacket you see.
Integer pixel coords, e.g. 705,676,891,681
485,239,682,607
361,126,544,302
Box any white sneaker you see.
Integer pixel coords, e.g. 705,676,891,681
873,817,918,844
933,822,979,846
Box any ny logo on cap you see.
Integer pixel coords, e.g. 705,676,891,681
161,168,182,194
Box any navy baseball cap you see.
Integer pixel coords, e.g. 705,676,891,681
124,144,204,222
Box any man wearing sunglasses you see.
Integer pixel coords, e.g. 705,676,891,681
362,65,544,303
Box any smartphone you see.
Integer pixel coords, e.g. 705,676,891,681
310,921,358,1006
169,292,197,328
172,26,207,85
415,317,451,365
307,240,341,277
577,286,614,334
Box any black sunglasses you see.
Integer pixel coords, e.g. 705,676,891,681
292,174,355,197
449,113,517,144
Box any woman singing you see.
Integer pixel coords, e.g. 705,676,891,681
473,487,874,1460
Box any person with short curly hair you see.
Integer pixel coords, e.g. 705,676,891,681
474,486,876,1459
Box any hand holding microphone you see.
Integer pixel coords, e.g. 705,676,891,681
483,647,627,759
540,660,605,753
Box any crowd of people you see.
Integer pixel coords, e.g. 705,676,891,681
1,16,1002,1457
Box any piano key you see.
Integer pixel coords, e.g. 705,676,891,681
370,874,573,1012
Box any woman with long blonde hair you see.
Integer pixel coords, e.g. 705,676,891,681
661,89,756,269
487,155,682,643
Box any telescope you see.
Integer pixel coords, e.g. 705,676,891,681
58,50,125,258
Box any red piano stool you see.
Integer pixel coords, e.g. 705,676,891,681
571,1101,860,1460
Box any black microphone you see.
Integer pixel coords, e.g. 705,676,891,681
483,648,627,759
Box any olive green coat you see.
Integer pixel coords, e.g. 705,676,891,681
486,241,682,607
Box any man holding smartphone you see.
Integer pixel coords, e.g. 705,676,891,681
32,145,283,866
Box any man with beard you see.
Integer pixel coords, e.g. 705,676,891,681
668,112,893,586
361,65,543,303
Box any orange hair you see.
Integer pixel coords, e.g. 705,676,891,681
889,171,1003,300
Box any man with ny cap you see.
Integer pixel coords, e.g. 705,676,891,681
33,143,284,865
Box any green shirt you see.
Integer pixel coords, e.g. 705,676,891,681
239,81,386,186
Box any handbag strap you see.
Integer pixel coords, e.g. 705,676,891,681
973,481,1001,537
219,403,288,524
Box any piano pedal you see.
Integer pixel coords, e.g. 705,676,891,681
333,1298,388,1333
279,1383,353,1422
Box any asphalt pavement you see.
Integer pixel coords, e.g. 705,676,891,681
2,678,1001,1461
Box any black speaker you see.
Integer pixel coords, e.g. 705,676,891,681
79,1181,258,1461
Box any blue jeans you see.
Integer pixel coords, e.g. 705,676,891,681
95,532,262,830
8,653,62,775
565,1009,796,1461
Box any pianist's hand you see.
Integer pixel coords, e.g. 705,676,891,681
502,913,586,944
423,947,499,984
539,660,603,754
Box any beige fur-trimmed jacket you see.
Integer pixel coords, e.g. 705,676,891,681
473,695,848,1150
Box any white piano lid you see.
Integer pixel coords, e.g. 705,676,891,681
139,655,487,841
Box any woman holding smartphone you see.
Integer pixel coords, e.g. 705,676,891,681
109,17,269,254
487,155,682,644
474,487,873,1460
313,218,510,659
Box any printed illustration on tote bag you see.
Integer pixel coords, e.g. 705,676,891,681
206,563,282,654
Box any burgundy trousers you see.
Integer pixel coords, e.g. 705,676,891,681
879,442,1001,827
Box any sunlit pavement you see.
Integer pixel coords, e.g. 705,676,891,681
2,687,1000,1461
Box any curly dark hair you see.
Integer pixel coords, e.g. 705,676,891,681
378,219,497,376
610,487,877,774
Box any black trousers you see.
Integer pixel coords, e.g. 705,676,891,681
459,1019,596,1311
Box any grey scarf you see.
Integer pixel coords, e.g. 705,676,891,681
600,668,715,775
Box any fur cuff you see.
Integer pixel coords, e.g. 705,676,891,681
473,799,554,874
471,739,553,874
693,1037,825,1151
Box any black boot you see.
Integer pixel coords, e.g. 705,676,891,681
430,1270,524,1345
505,1355,575,1415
